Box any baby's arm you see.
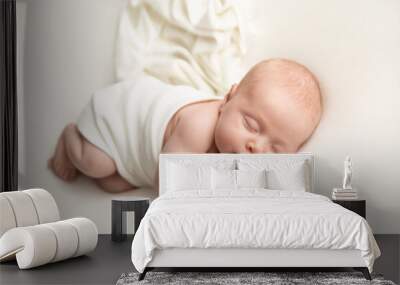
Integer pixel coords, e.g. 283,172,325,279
156,102,218,192
161,110,215,153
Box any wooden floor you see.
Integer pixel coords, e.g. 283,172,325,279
0,235,398,285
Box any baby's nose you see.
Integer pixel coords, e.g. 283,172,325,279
246,141,262,153
246,141,270,153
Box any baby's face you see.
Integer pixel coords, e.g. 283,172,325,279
214,75,320,154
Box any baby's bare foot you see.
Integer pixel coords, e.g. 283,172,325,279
48,125,79,181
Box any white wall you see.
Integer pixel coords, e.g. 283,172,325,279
18,0,158,235
16,1,27,188
18,0,400,233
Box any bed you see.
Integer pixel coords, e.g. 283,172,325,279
131,153,380,281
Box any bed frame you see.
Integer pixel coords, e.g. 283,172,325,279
139,153,371,280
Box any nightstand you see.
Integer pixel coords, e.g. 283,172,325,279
332,199,366,219
111,197,150,242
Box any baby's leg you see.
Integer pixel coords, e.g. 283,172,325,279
63,123,116,178
49,123,116,181
48,125,79,181
94,173,136,193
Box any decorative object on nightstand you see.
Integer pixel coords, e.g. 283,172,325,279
332,199,366,219
332,155,358,200
112,197,150,242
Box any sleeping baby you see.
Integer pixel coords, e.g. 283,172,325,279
48,58,322,193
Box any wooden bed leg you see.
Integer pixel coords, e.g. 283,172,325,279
354,267,372,280
138,268,148,281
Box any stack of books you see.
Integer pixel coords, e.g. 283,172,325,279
332,188,358,200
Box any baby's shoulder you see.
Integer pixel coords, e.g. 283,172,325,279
178,99,220,130
163,99,220,152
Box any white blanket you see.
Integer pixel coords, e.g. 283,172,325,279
77,75,218,188
131,190,380,273
116,0,245,96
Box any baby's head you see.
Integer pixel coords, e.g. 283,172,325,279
214,58,322,153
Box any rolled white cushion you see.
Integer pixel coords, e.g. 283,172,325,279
0,218,98,269
24,188,60,223
42,221,79,262
64,218,98,257
0,196,17,237
0,189,60,238
0,226,57,269
0,191,39,227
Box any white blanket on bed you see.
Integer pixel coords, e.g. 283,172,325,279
131,190,380,273
116,0,245,96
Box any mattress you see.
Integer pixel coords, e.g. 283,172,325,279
131,190,380,273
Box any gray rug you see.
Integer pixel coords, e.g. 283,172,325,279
116,271,396,285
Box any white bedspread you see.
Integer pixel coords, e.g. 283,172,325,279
131,190,380,273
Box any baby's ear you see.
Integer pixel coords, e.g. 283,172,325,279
231,83,238,94
220,84,239,113
226,83,238,101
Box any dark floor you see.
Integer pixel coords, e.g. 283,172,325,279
0,235,134,285
0,235,399,285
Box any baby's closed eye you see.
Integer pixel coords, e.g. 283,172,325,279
243,115,260,133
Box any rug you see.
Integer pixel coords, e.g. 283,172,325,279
116,271,396,285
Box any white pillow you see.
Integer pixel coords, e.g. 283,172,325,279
236,169,268,189
212,168,237,190
167,163,212,191
266,163,307,191
237,159,309,191
212,168,268,190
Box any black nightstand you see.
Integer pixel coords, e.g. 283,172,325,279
332,199,366,219
111,197,150,242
